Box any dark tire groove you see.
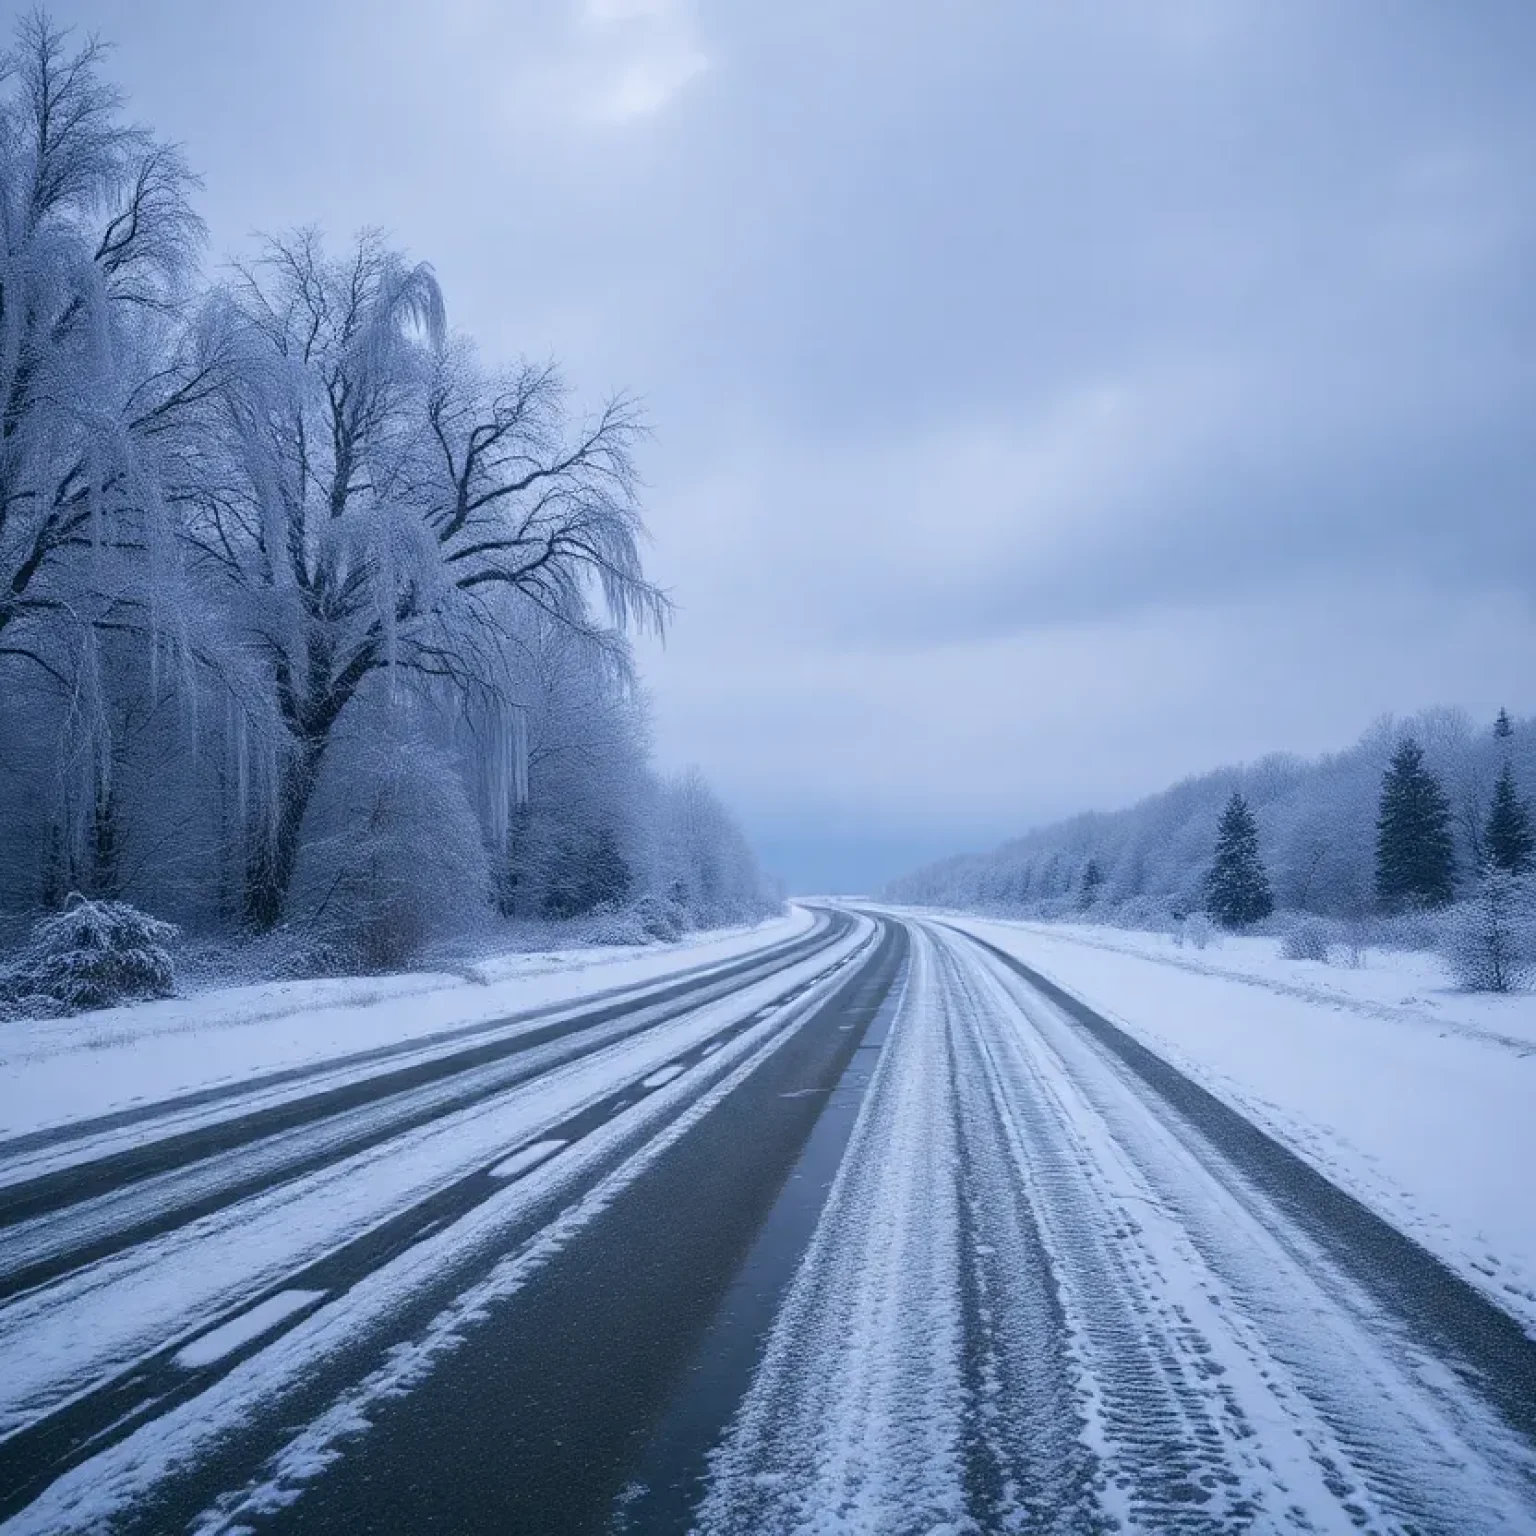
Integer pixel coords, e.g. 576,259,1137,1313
948,923,1536,1455
0,915,846,1248
207,921,908,1536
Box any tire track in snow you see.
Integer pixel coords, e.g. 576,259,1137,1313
941,943,1101,1533
963,934,1536,1530
692,929,971,1535
0,922,886,1535
944,936,1340,1532
0,913,850,1293
695,917,1536,1534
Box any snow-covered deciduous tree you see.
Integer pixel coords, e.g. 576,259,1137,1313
0,14,772,982
288,717,491,971
1442,871,1536,993
187,230,668,928
0,17,204,655
656,768,772,929
0,17,235,909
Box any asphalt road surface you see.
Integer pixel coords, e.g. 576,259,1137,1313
2,910,1534,1534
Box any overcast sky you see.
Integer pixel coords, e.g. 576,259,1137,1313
28,0,1536,891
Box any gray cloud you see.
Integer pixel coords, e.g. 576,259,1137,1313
33,0,1536,888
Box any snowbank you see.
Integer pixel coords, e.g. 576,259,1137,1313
927,913,1536,1335
0,909,814,1140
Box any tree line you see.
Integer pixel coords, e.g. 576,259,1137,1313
1201,721,1532,930
0,16,774,971
886,705,1536,972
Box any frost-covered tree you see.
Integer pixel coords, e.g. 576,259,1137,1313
1375,738,1457,912
1442,871,1536,993
888,708,1534,934
190,232,666,927
1494,707,1513,740
0,13,769,973
0,16,205,654
656,768,774,928
1484,762,1534,877
0,16,236,910
289,716,490,970
1205,792,1273,929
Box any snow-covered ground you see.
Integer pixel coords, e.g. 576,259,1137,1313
917,910,1536,1335
698,921,1536,1532
0,915,878,1534
0,910,813,1140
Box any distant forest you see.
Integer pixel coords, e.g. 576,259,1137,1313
885,706,1534,932
0,16,774,973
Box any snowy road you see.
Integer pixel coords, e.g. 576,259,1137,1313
0,909,878,1528
699,921,1536,1534
3,911,1535,1533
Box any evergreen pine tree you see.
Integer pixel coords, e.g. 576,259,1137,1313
1484,762,1534,876
1375,738,1457,910
1494,707,1513,739
1080,858,1104,908
1206,792,1273,928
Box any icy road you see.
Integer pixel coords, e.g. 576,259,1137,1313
1,911,1534,1533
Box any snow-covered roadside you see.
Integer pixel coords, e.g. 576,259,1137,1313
0,910,813,1140
0,919,878,1536
919,910,1536,1335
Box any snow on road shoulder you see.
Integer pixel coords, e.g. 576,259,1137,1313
0,909,813,1140
983,918,1536,1050
934,911,1536,1335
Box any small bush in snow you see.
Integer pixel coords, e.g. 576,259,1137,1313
1441,871,1536,993
631,893,686,942
580,905,652,947
1114,895,1176,932
0,897,178,1015
1370,908,1445,953
1281,918,1333,963
1338,915,1369,968
1184,912,1217,950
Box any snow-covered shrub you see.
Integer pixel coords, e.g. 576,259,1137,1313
0,897,178,1015
579,893,690,947
1184,912,1217,950
1440,872,1536,993
1340,918,1369,969
579,905,651,947
631,893,686,942
1117,895,1176,930
1281,917,1333,963
1370,908,1445,953
291,736,491,973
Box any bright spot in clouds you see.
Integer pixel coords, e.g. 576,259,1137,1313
580,0,708,122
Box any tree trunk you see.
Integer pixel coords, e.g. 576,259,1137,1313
244,739,325,930
87,782,121,900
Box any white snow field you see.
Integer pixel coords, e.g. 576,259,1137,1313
0,909,812,1140
923,912,1536,1337
698,921,1536,1533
